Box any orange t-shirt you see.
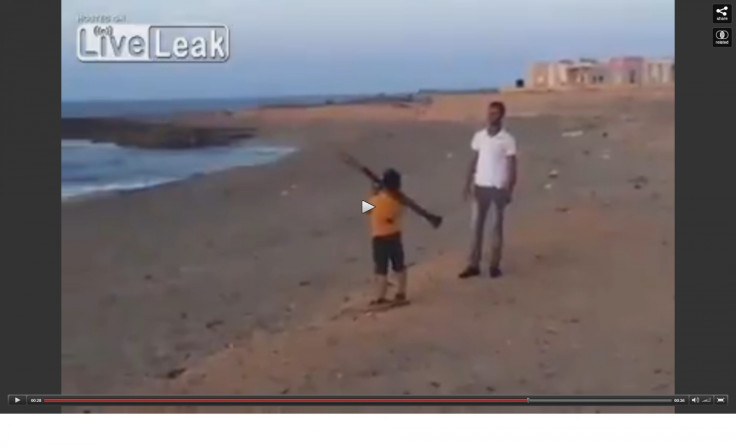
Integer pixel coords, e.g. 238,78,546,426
368,190,403,237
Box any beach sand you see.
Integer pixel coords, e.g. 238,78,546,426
61,87,674,412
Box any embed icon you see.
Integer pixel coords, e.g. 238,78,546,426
713,4,732,23
713,28,732,46
77,24,230,62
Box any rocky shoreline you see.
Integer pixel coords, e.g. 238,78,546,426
61,117,257,149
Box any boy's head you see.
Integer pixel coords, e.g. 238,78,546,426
382,168,402,191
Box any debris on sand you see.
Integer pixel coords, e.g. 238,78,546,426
205,319,224,329
486,386,496,393
544,183,553,191
165,367,187,379
280,387,290,395
555,206,570,213
547,169,559,179
629,175,649,189
298,280,311,287
430,381,441,389
602,131,609,138
280,190,289,197
562,130,584,138
601,152,611,160
446,152,454,159
545,326,559,335
621,114,637,122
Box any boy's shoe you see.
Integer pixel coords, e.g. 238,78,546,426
394,293,408,303
370,297,390,305
458,266,481,279
490,267,503,278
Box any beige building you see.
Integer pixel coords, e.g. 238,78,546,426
526,56,674,89
643,58,675,85
528,60,571,89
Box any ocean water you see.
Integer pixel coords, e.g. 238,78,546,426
61,139,296,201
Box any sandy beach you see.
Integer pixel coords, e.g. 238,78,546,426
61,87,674,412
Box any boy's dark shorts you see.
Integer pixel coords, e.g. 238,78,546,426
372,232,405,275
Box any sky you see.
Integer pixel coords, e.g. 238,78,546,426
61,0,675,101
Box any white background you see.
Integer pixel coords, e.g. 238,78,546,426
3,414,734,446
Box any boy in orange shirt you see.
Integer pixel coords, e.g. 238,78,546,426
367,169,408,306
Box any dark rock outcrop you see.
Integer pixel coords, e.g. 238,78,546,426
61,117,256,149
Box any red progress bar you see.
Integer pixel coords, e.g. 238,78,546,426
43,398,529,404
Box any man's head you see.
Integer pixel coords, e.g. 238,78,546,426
382,168,402,192
487,101,506,127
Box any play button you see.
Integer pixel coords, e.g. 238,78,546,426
8,395,26,405
361,200,375,213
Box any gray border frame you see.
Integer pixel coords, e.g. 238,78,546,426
675,0,736,414
1,0,735,414
0,1,61,413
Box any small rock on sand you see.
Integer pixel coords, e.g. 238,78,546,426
562,130,584,138
165,368,187,379
205,319,224,329
545,326,559,335
548,169,559,179
430,381,441,388
544,183,553,190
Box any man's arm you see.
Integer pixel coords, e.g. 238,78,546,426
505,155,517,200
464,133,480,201
504,136,518,202
463,152,479,201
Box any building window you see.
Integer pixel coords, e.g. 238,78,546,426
629,70,637,84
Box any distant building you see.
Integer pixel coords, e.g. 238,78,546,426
526,56,674,89
643,58,675,85
607,56,645,85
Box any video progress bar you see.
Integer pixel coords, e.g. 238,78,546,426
18,395,691,406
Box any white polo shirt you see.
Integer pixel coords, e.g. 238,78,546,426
470,128,517,188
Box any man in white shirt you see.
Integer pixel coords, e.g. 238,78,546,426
459,101,518,279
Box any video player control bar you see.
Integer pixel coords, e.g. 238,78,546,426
8,395,728,406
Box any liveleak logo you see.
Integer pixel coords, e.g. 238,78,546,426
77,24,230,62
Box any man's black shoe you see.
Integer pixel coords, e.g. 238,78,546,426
458,267,481,279
490,267,503,278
